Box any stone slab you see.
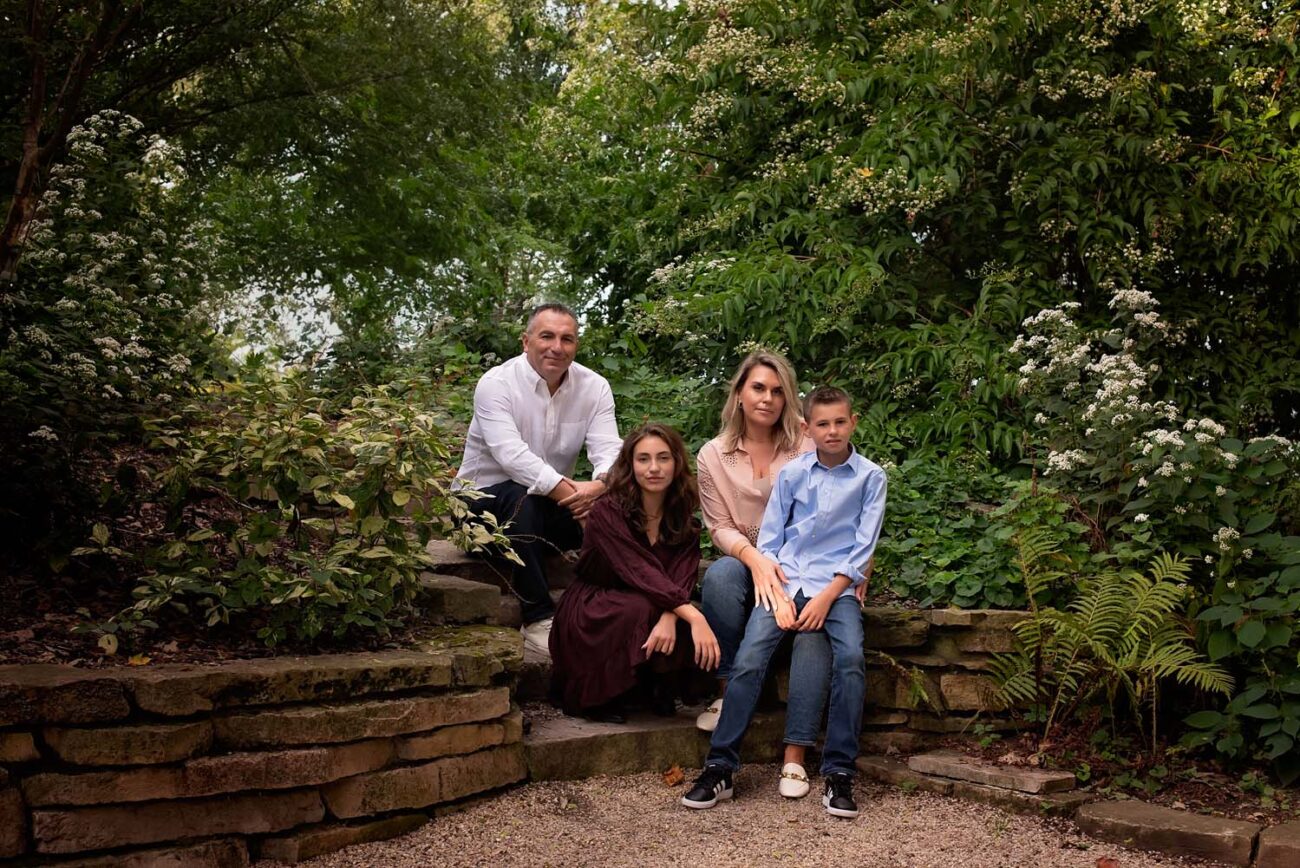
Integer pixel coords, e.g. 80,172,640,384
54,839,249,867
419,573,501,624
907,750,1075,793
953,629,1018,654
215,687,510,748
525,708,785,782
894,652,994,672
45,720,213,766
855,755,954,795
865,667,941,711
0,665,131,726
425,539,578,590
1075,799,1261,867
412,625,524,685
862,609,930,648
494,590,566,628
515,647,551,702
323,744,525,818
24,739,395,806
0,786,25,858
1257,819,1300,868
905,714,1025,734
949,779,1093,817
33,789,324,854
926,609,1027,629
128,650,456,716
396,711,521,761
859,730,932,755
259,813,428,863
0,731,39,763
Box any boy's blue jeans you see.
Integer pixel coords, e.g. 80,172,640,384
705,590,866,777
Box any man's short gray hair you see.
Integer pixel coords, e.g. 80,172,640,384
526,302,579,334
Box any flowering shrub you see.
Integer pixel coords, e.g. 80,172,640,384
0,110,215,557
1011,287,1300,782
74,372,512,647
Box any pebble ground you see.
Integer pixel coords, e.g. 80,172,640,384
280,765,1224,867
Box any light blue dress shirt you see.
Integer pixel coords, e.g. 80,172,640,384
757,446,887,600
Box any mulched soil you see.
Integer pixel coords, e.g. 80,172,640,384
279,766,1222,868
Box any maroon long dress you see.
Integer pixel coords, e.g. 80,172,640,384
549,495,701,712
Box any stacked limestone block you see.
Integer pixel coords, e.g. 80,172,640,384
0,625,525,866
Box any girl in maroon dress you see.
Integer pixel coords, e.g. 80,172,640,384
550,423,721,722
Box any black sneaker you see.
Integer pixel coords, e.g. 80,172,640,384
681,765,734,809
822,772,859,818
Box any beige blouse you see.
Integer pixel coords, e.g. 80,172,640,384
696,435,814,557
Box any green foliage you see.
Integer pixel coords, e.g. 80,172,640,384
73,372,511,647
992,535,1233,753
877,458,1088,608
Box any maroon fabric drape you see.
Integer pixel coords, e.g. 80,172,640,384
549,495,700,711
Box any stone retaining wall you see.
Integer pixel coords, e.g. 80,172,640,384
0,626,525,866
779,607,1026,753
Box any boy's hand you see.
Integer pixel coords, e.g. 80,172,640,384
854,557,875,603
794,588,836,632
773,596,798,630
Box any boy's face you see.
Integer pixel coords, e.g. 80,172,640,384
803,400,857,457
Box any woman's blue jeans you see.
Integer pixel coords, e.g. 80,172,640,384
699,556,833,747
705,591,866,776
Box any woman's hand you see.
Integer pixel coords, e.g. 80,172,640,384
687,613,721,671
642,612,678,659
740,546,789,612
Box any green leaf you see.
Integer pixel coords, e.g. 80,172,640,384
332,493,356,510
1237,620,1267,648
92,523,110,545
1184,710,1225,730
392,489,411,506
1207,629,1236,661
1243,703,1281,720
1245,512,1275,535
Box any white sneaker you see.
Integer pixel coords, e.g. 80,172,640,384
521,617,553,659
778,762,810,799
695,697,723,732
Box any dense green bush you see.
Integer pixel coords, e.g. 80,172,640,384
74,372,511,648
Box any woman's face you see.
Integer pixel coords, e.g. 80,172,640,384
632,434,675,495
737,363,786,431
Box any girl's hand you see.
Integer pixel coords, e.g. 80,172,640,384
642,612,677,659
690,617,721,671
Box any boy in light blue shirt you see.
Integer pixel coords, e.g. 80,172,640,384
683,386,886,818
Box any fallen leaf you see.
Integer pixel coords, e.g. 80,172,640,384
160,641,180,653
1171,800,1187,810
97,634,119,655
127,654,151,666
662,764,685,786
1096,857,1120,868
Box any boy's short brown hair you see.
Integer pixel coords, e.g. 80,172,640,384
802,385,853,419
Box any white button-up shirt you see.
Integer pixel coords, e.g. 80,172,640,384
455,354,622,496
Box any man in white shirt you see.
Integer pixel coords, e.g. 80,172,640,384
456,303,622,657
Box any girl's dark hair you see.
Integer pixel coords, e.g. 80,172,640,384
604,422,700,546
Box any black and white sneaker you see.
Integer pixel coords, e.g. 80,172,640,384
681,765,734,809
822,772,859,818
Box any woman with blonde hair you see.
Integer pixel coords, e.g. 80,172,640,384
694,349,830,799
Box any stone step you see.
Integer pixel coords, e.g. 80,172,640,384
856,756,1092,817
425,540,578,592
1075,799,1261,867
525,707,787,782
417,573,500,624
906,749,1075,794
493,590,567,629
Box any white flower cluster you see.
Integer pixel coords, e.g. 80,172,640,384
1045,449,1089,475
1211,526,1240,552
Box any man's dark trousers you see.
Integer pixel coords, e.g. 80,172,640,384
469,480,583,624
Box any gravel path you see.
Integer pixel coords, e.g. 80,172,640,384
284,765,1223,868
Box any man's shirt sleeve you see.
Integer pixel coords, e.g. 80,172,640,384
757,462,796,561
472,376,563,496
836,467,887,584
585,379,622,478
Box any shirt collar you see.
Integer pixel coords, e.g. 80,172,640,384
811,443,859,474
517,353,572,396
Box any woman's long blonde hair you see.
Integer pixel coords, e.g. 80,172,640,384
718,349,802,453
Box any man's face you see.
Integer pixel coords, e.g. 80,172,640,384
522,310,579,384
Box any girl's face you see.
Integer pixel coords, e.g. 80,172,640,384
737,363,786,431
632,434,675,495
